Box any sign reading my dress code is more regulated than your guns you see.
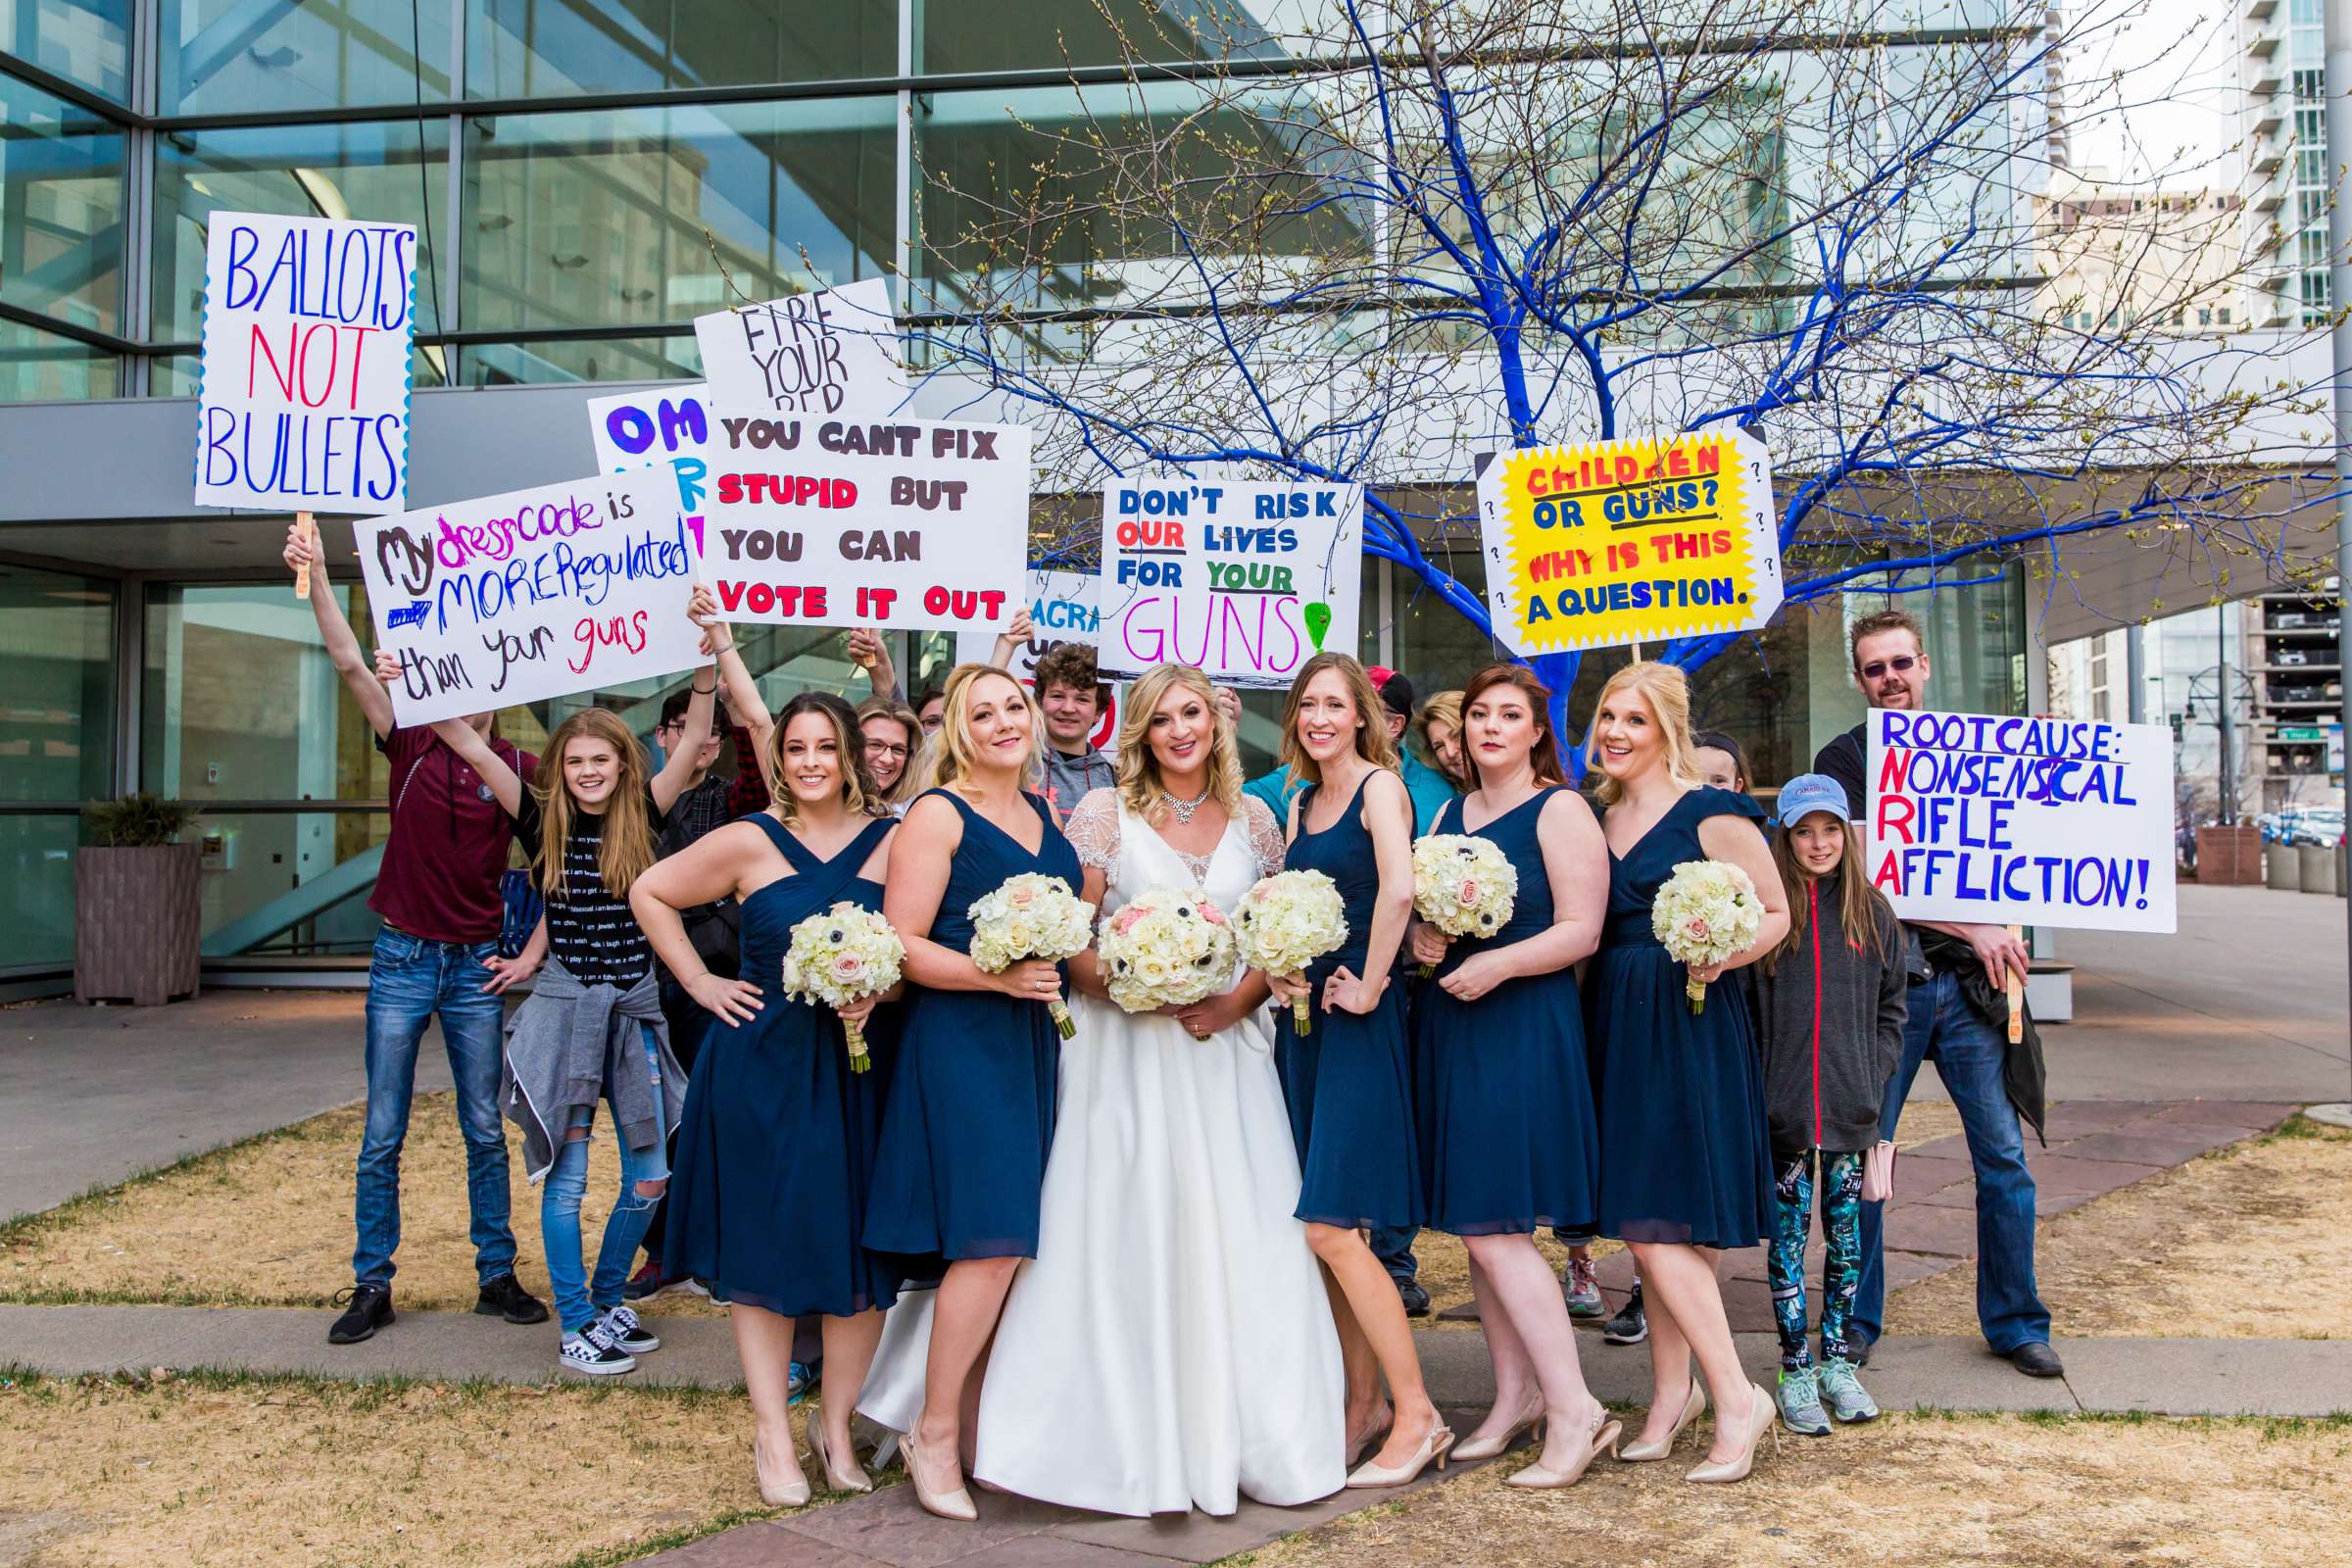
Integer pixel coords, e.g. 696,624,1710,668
1475,429,1783,656
1865,709,2179,934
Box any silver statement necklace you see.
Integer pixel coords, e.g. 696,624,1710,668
1159,786,1211,825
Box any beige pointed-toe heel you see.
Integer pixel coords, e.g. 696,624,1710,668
808,1419,873,1494
1345,1418,1457,1488
1686,1382,1777,1484
1619,1380,1706,1462
901,1429,979,1521
1454,1397,1546,1463
1504,1410,1622,1490
753,1431,811,1508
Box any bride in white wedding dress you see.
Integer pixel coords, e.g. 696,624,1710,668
860,663,1346,1517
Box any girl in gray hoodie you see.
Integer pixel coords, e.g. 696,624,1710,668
1745,774,1907,1437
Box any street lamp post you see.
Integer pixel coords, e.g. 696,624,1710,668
2323,0,2352,1116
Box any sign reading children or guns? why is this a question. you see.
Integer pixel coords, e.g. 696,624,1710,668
194,211,418,513
1097,479,1363,690
354,471,706,726
1475,429,1782,657
693,278,904,416
1865,709,2178,934
700,413,1030,632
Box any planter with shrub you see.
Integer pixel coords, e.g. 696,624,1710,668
74,794,203,1005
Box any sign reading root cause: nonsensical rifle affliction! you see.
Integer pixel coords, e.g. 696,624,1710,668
699,413,1031,632
353,471,708,726
1475,430,1782,657
1864,708,2178,934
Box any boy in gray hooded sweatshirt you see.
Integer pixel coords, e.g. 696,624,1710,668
1744,774,1907,1437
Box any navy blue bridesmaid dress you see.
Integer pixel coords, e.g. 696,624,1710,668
864,788,1082,1276
1414,789,1600,1235
663,812,900,1316
1587,785,1774,1250
1273,772,1423,1231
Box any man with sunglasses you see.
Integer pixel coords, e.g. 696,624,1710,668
1813,610,2059,1380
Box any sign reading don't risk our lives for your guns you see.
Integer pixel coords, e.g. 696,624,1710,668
354,471,707,726
699,413,1032,632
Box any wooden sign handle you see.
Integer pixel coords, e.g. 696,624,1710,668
2005,922,2025,1044
294,512,317,600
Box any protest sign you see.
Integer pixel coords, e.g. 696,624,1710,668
1096,478,1363,690
693,278,904,416
1475,429,1781,657
957,567,1119,751
1864,708,2178,934
354,471,704,726
194,211,418,513
588,384,713,555
700,412,1030,633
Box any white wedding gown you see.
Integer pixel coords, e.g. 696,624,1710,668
859,792,1346,1517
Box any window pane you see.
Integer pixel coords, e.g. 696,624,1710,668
0,0,129,99
920,0,1307,74
0,71,122,333
159,0,453,116
152,119,450,344
0,314,117,400
468,0,892,98
462,99,892,337
0,563,116,971
457,332,698,386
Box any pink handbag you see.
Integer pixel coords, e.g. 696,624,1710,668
1861,1139,1897,1203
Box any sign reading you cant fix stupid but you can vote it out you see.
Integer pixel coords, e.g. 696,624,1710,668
195,212,419,514
1475,430,1783,657
1865,709,2179,934
1097,479,1364,690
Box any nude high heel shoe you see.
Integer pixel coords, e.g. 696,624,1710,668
1503,1409,1622,1490
1686,1382,1778,1485
753,1431,811,1508
808,1419,873,1494
1344,1400,1395,1468
1453,1397,1545,1463
1618,1380,1705,1462
1345,1417,1457,1488
901,1428,979,1521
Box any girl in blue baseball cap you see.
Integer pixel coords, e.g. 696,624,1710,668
1747,773,1908,1438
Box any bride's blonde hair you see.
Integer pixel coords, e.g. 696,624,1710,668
1113,663,1244,824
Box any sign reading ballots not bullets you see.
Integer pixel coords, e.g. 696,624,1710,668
1865,708,2178,934
194,211,418,513
693,278,904,416
355,472,707,726
700,412,1031,633
1097,478,1364,691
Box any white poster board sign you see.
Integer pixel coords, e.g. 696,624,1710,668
957,566,1119,751
195,211,419,512
692,278,904,416
1097,478,1363,690
1865,708,2178,933
700,412,1030,633
588,384,713,554
354,471,704,725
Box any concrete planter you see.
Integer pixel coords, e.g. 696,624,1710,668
73,842,202,1005
2297,843,2339,897
2266,844,2303,892
2194,825,2264,886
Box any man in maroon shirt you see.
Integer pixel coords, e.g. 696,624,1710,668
286,522,550,1345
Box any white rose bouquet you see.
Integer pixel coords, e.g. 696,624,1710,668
1232,868,1349,1036
1651,858,1764,1013
1096,886,1238,1017
1409,832,1518,978
779,902,905,1073
967,871,1096,1039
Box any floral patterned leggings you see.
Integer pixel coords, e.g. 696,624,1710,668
1770,1149,1865,1371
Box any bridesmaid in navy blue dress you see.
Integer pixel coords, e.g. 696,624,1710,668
1262,653,1446,1490
631,691,901,1508
866,663,1082,1522
1406,664,1616,1488
1584,662,1788,1486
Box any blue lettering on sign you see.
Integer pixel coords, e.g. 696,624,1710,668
387,601,430,629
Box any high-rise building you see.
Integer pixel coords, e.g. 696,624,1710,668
2241,0,2331,325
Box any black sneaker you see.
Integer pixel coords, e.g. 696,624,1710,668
1601,1285,1647,1346
1393,1276,1432,1318
327,1283,394,1345
1851,1336,1873,1369
476,1272,550,1325
560,1327,636,1376
595,1303,662,1354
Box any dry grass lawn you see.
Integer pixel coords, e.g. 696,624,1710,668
1225,1412,2352,1568
1888,1116,2352,1340
0,1368,852,1568
1,1093,721,1323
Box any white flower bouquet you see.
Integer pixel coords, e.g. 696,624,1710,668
1232,868,1349,1036
779,902,905,1073
1410,832,1518,978
967,871,1096,1039
1650,858,1763,1013
1096,886,1238,1017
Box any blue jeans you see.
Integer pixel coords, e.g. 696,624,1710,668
354,928,516,1289
1370,1226,1419,1282
542,1025,671,1334
1855,971,2050,1353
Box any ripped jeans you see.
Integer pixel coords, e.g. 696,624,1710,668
542,1024,671,1334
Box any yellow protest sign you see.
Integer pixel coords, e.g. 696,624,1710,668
1474,430,1782,657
